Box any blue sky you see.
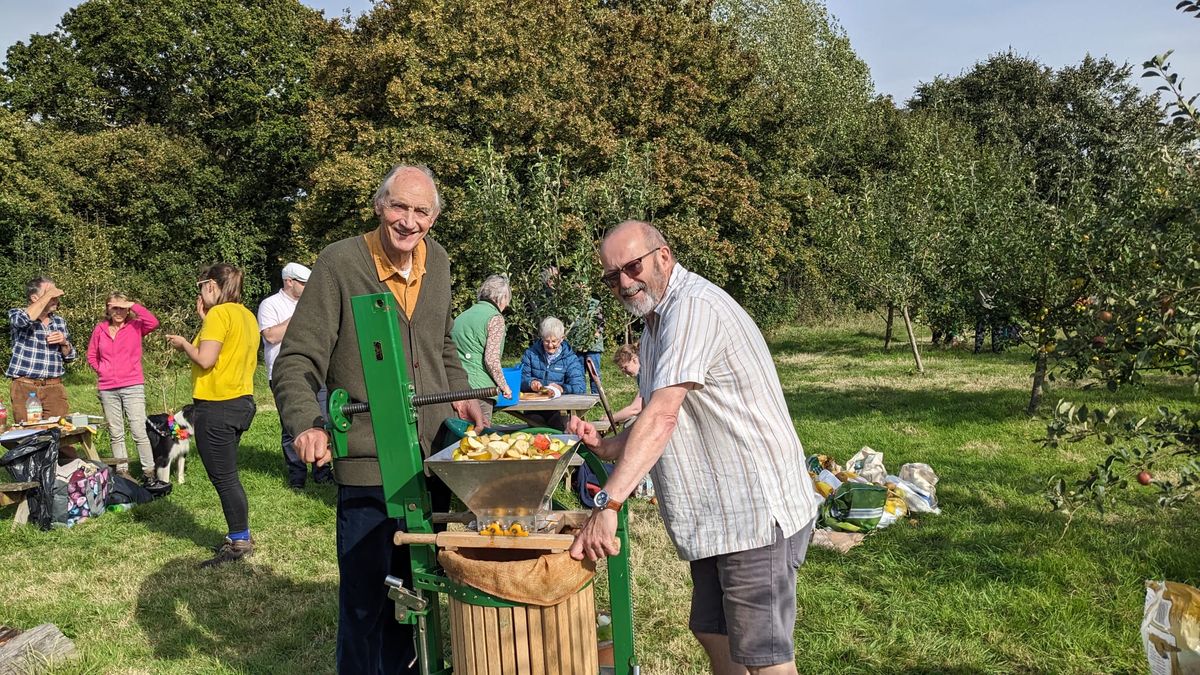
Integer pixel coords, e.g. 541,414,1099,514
2,1,1197,106
827,1,1199,103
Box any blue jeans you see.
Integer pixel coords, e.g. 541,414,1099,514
277,386,332,487
335,478,451,674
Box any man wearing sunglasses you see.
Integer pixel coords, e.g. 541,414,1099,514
567,220,817,675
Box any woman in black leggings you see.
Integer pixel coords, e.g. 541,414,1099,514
166,263,259,567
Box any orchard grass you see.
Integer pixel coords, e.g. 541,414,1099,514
1,315,1197,673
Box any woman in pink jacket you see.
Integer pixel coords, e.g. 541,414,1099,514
86,293,160,482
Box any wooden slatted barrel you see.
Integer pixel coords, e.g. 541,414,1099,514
448,585,598,675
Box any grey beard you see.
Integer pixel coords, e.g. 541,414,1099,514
619,282,659,317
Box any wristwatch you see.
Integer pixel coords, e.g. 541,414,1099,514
593,489,623,512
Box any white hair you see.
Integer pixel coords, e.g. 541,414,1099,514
372,164,443,214
477,274,511,306
539,316,565,339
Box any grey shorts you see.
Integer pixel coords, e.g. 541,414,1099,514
688,520,814,667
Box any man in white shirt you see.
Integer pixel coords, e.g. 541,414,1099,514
568,221,817,675
259,262,331,489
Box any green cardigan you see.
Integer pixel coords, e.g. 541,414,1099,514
272,234,470,485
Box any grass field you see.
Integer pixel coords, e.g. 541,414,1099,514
1,315,1197,674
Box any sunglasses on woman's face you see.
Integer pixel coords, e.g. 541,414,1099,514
196,279,216,289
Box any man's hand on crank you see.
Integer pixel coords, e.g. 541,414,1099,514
452,399,487,429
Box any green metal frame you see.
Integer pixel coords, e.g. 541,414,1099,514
580,451,638,674
327,292,638,675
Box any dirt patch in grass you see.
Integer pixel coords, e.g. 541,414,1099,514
961,440,1003,457
813,371,1029,393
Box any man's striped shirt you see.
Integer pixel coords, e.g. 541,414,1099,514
640,264,817,561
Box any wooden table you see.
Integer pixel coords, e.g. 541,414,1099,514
496,394,599,428
0,425,100,461
0,481,39,530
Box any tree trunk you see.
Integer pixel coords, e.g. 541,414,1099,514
883,303,895,350
901,305,924,373
1027,351,1048,415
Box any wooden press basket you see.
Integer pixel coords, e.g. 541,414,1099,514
448,584,598,675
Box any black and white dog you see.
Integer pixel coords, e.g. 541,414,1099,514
146,405,193,485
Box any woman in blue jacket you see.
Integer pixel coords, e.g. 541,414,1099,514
521,316,586,395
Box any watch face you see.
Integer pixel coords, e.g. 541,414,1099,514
594,490,609,508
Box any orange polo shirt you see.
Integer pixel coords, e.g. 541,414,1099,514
364,229,426,318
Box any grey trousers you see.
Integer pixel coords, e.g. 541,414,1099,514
98,384,153,475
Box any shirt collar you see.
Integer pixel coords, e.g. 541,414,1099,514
365,228,426,283
646,262,686,323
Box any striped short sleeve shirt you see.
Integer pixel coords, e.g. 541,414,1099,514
640,264,818,561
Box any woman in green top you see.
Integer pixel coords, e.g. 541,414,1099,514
165,263,259,568
450,275,512,427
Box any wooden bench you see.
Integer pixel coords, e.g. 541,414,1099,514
0,481,39,530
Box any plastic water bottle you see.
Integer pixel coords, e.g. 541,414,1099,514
26,391,42,424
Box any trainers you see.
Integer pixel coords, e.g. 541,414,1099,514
199,537,254,568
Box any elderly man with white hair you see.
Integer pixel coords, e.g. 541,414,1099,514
272,164,485,674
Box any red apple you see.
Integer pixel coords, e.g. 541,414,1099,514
1137,471,1152,486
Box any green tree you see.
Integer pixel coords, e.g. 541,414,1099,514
296,0,868,326
911,53,1188,413
1044,2,1200,511
1,0,333,296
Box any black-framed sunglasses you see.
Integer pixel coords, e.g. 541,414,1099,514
601,247,663,288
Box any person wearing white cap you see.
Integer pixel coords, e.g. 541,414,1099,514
257,262,331,488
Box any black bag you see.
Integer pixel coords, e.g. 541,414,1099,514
0,429,61,530
107,474,156,506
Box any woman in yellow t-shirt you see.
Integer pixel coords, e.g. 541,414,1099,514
166,263,259,568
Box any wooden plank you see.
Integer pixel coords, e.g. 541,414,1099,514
451,599,467,674
431,510,592,529
513,606,530,675
0,482,38,492
557,598,573,674
483,606,500,675
0,482,37,509
394,531,575,552
576,591,593,675
564,590,578,667
0,623,77,674
471,604,488,675
582,589,598,675
542,604,560,675
11,499,29,531
528,604,545,675
498,606,515,675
